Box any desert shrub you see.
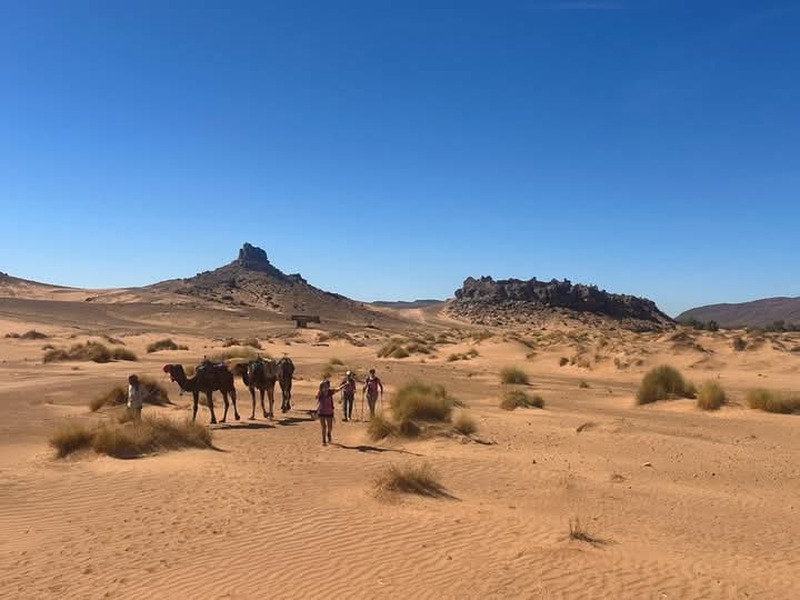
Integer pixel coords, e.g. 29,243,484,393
329,357,344,366
368,414,397,440
746,389,800,414
22,330,49,340
42,343,56,351
579,380,590,389
374,462,447,497
500,366,530,385
697,381,726,411
636,365,696,405
222,337,262,349
390,381,457,422
447,348,480,362
51,416,213,459
453,411,477,435
378,337,430,359
732,337,747,351
568,517,607,546
147,338,179,353
559,357,569,367
500,390,544,410
90,377,171,412
49,422,95,457
44,341,137,364
397,418,421,437
3,332,20,338
395,385,452,422
208,347,260,363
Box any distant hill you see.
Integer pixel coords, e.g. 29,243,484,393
447,276,674,331
148,243,385,324
677,297,800,329
371,299,444,310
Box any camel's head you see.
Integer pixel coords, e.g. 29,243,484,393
162,364,180,381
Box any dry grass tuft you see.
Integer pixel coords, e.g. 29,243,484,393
500,390,544,410
500,366,530,385
746,389,800,414
368,413,397,440
452,411,478,435
568,517,608,546
208,347,260,363
579,380,590,389
390,381,458,422
146,338,188,353
635,365,695,405
89,378,171,412
374,463,449,497
50,416,212,459
44,341,137,364
696,381,726,411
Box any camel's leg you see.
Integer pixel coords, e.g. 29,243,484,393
221,391,230,423
259,388,267,419
207,391,217,424
231,387,240,421
192,392,200,422
249,387,257,420
266,380,276,418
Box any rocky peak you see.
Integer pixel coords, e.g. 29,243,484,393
237,243,271,271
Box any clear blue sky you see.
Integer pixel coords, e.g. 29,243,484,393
1,0,798,316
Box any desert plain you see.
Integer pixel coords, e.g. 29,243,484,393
0,286,799,600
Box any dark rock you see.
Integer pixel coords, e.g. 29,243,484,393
448,276,673,331
237,243,271,271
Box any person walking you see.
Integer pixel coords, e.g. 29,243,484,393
363,368,383,418
127,374,145,422
340,371,357,421
315,378,339,445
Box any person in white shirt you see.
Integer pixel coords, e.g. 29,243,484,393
127,374,145,422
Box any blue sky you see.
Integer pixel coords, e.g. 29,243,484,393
1,0,798,316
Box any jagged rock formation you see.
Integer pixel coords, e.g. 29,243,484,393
448,276,673,331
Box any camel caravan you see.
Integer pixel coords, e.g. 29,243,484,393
162,356,295,425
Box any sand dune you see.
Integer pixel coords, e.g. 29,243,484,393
1,297,799,599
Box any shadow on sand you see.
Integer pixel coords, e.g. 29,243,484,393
332,443,422,457
211,421,275,431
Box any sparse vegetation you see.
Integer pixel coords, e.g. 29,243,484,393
696,381,726,411
222,337,262,350
50,416,213,459
368,413,397,440
635,365,696,405
559,357,569,367
500,366,530,385
44,342,137,364
207,347,260,363
447,348,480,362
579,380,590,389
746,389,800,414
90,377,171,412
5,330,49,340
146,338,189,353
500,390,544,410
732,337,747,351
378,337,432,359
374,463,448,497
390,381,459,422
452,411,477,435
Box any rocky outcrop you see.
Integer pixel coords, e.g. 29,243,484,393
448,276,673,331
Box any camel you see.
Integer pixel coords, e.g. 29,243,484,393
277,355,295,412
235,358,280,419
163,362,240,424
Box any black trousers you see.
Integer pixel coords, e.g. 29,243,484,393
342,392,355,419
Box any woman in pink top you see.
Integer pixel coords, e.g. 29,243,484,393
316,378,341,445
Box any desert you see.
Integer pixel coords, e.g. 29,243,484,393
1,246,798,600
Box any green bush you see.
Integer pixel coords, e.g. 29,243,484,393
390,381,457,422
500,366,530,385
697,381,726,411
636,365,696,405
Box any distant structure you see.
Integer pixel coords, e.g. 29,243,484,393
290,314,321,328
